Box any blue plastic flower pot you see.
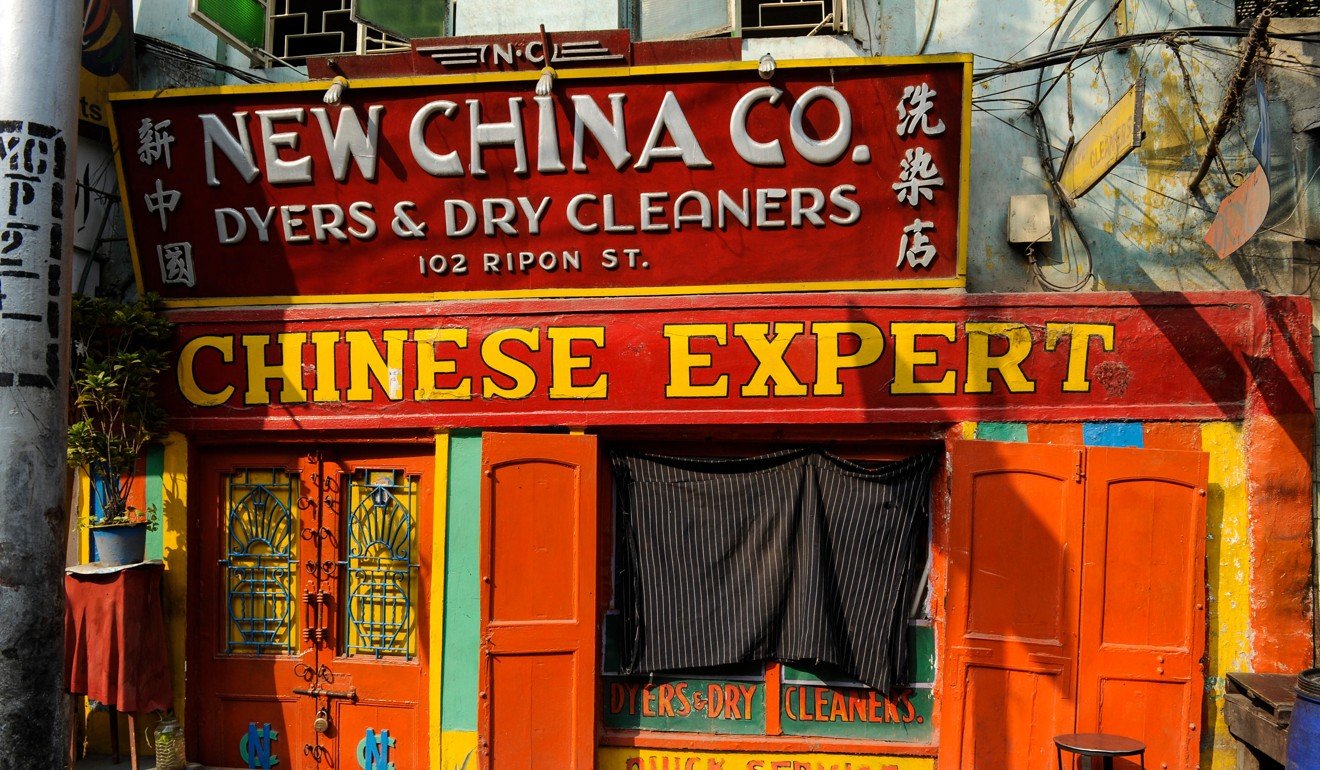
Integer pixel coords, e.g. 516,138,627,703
90,523,147,567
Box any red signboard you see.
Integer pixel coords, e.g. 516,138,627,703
109,57,970,306
163,291,1310,431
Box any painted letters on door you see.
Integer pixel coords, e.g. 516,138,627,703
479,433,598,770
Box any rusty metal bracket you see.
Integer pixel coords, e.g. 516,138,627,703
293,685,358,702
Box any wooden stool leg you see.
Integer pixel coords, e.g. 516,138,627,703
127,714,137,770
108,706,119,764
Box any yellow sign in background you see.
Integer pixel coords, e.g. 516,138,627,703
1059,80,1145,201
80,0,136,127
598,747,934,770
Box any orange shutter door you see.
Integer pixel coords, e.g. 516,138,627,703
942,440,1084,770
479,433,598,770
1076,446,1208,770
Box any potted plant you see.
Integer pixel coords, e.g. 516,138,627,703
67,293,172,566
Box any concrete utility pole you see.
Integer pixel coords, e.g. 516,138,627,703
0,1,80,766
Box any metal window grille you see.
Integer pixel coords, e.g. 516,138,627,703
741,0,842,37
269,0,405,64
1236,0,1320,21
224,469,300,655
343,469,419,659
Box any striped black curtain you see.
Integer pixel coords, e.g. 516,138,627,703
612,448,937,692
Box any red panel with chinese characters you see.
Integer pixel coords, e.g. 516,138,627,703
109,58,969,305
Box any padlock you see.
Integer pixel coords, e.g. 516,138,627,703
313,709,330,734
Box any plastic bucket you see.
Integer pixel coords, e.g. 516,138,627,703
90,524,147,567
1287,669,1320,768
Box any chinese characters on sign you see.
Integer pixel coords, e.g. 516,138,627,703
134,119,193,287
893,83,948,271
110,59,970,304
0,120,66,389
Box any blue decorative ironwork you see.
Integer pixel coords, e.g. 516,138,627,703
343,469,418,659
239,722,280,769
357,728,396,770
225,469,299,654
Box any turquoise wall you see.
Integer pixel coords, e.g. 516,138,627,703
440,430,483,732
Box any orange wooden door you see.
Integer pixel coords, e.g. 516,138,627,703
320,447,433,770
191,445,432,769
191,448,319,768
479,433,598,770
943,440,1085,770
1075,446,1208,770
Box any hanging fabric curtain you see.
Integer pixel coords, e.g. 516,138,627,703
612,448,938,693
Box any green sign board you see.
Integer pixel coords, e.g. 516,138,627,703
779,684,933,742
604,676,766,734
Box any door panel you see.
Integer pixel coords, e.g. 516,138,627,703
943,441,1084,770
961,666,1074,770
325,453,433,769
1077,447,1207,770
943,441,1209,770
192,453,314,768
480,433,598,770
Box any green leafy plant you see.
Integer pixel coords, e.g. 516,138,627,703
67,293,172,526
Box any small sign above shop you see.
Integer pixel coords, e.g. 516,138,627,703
109,56,970,307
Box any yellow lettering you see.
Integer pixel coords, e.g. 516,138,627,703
482,328,540,399
310,331,340,402
1044,322,1115,392
891,321,957,395
664,324,728,398
813,322,884,396
346,330,407,402
177,335,235,407
415,328,471,401
243,333,307,406
734,322,806,397
547,326,607,400
965,321,1036,393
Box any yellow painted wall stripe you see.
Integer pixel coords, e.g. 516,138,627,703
431,432,451,769
152,277,968,310
161,432,190,726
440,730,477,770
1200,422,1251,770
77,468,90,564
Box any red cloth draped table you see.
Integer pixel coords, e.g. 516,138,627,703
64,561,173,769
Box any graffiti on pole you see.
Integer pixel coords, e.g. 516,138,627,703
0,120,65,390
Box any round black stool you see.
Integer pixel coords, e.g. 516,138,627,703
1055,733,1146,770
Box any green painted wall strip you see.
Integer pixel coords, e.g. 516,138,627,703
975,422,1028,442
441,430,483,732
144,443,165,560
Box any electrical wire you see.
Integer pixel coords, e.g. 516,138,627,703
918,0,939,55
136,34,273,85
1020,0,1121,292
973,25,1320,82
